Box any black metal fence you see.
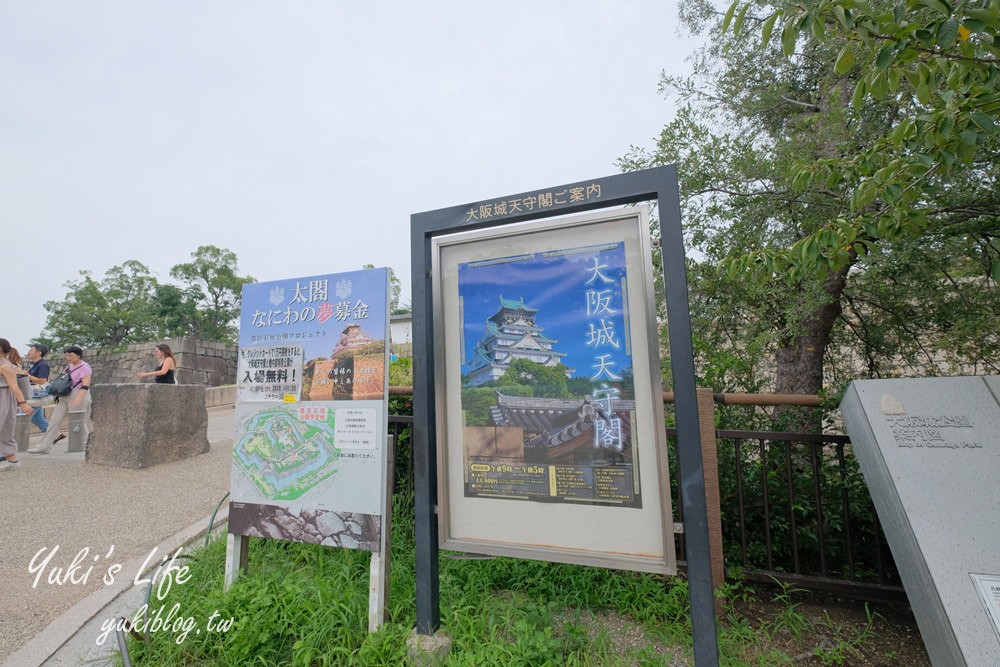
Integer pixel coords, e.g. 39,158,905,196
388,397,903,601
668,427,903,601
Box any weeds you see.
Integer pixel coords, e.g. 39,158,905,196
121,498,910,666
811,604,880,666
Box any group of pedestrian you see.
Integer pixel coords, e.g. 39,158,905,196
0,339,176,471
26,344,93,455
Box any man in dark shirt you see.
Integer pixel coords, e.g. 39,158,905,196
26,343,51,433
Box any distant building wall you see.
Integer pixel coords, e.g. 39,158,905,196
58,337,238,387
390,314,412,346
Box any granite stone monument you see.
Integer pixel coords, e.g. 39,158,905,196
841,376,1000,667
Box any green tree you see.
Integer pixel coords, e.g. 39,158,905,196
461,385,533,426
41,260,160,349
151,283,202,339
362,264,409,314
497,359,572,398
170,245,255,344
621,0,999,428
723,0,1000,281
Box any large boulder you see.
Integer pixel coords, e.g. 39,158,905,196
87,384,210,468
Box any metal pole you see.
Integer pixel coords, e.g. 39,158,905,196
658,167,720,666
411,224,440,634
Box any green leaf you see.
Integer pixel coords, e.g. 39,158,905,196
888,119,913,145
797,240,810,263
957,141,976,163
917,62,933,86
811,14,826,39
883,183,902,203
833,5,851,29
969,112,996,132
852,180,877,210
875,44,895,69
852,77,868,110
825,169,843,189
939,149,957,167
916,83,933,105
935,56,951,76
761,12,779,46
939,113,954,138
937,17,959,48
781,17,799,56
732,1,753,36
871,71,889,98
887,67,902,92
958,129,979,145
917,0,952,16
835,45,856,74
791,167,813,192
722,0,739,34
992,260,1000,283
965,8,1000,30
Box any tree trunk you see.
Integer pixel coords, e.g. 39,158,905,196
772,267,849,432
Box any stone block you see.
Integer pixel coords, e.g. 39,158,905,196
87,384,210,468
172,338,196,354
205,385,236,408
406,629,452,666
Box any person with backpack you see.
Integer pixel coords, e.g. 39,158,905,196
27,345,91,455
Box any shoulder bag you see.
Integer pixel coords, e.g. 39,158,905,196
49,369,74,397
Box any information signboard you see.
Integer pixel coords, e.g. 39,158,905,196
432,206,675,574
225,267,393,629
228,268,390,548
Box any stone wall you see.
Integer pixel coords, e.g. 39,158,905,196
52,337,238,387
205,385,237,408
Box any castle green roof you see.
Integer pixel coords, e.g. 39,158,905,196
497,296,537,313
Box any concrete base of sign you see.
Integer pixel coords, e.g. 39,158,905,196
87,384,210,468
841,376,1000,667
406,629,452,666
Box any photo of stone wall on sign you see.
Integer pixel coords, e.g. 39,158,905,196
841,376,1000,667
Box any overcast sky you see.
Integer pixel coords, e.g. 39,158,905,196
1,2,699,352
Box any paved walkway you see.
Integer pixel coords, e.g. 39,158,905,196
0,406,236,667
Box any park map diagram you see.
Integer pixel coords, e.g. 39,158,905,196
232,405,341,502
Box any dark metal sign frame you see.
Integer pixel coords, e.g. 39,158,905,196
409,165,720,665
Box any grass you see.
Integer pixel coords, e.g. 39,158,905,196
120,492,915,666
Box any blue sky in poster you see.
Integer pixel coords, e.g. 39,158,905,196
459,243,630,381
240,267,388,362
